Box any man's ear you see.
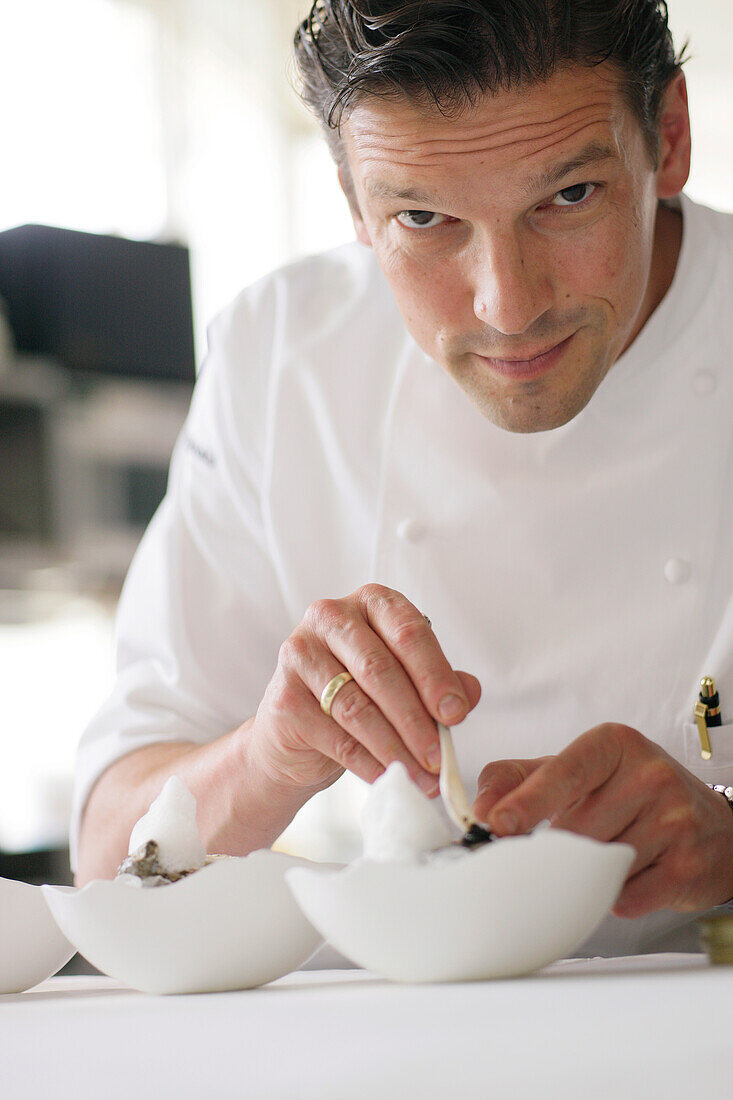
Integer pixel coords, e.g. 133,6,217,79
655,71,692,199
338,166,372,247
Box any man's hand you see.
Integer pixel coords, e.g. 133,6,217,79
247,584,481,800
472,724,733,917
78,583,480,883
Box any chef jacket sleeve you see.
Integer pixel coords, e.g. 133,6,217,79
69,279,294,868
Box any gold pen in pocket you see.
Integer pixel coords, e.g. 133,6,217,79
694,676,722,760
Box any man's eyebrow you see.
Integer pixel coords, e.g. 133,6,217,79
526,140,619,194
364,179,438,205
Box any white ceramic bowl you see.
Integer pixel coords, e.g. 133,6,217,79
0,877,75,993
43,851,323,995
286,829,635,982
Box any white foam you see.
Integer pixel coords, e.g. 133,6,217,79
128,775,207,874
361,761,453,861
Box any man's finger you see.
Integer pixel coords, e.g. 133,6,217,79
611,861,676,919
472,758,548,821
455,670,482,712
609,809,668,879
280,680,407,789
486,726,626,835
358,585,473,726
552,769,653,845
288,638,439,792
307,590,456,772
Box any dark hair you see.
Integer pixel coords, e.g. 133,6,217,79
293,0,685,181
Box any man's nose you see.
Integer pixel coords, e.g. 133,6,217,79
472,234,552,335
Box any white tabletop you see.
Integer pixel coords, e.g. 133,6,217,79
1,955,731,1099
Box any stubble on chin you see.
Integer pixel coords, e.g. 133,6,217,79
441,324,613,434
455,368,599,433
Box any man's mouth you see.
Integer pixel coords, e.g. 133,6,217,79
475,333,576,380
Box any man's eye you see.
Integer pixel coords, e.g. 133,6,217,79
550,183,597,208
395,210,449,229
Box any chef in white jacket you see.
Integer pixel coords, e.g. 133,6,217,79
74,0,733,953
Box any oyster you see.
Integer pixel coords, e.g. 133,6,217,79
115,778,231,887
116,840,227,888
116,839,197,887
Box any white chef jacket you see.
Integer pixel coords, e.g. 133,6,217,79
71,193,733,954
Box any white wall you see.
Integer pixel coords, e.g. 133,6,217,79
667,0,733,212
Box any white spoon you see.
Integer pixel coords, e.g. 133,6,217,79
437,722,493,848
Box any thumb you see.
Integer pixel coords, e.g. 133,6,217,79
472,757,549,823
455,670,481,713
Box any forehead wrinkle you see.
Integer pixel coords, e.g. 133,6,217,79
357,122,617,203
350,109,617,169
380,102,611,147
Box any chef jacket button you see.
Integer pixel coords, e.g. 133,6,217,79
397,518,427,543
664,557,692,585
692,369,717,396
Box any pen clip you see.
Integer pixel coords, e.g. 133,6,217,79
694,701,713,760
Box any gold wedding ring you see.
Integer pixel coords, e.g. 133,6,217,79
320,671,354,717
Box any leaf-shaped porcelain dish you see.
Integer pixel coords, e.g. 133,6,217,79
286,829,635,982
0,876,75,993
43,851,323,995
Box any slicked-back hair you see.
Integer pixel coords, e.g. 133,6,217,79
293,0,685,188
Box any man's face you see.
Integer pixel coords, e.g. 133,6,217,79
341,64,687,432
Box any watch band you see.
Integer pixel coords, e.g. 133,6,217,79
707,783,733,815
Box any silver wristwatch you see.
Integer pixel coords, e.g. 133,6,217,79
707,783,733,814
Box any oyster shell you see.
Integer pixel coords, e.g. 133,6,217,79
116,840,225,888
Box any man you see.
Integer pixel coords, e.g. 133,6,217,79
74,0,733,954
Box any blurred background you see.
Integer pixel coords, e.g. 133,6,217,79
1,0,732,891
